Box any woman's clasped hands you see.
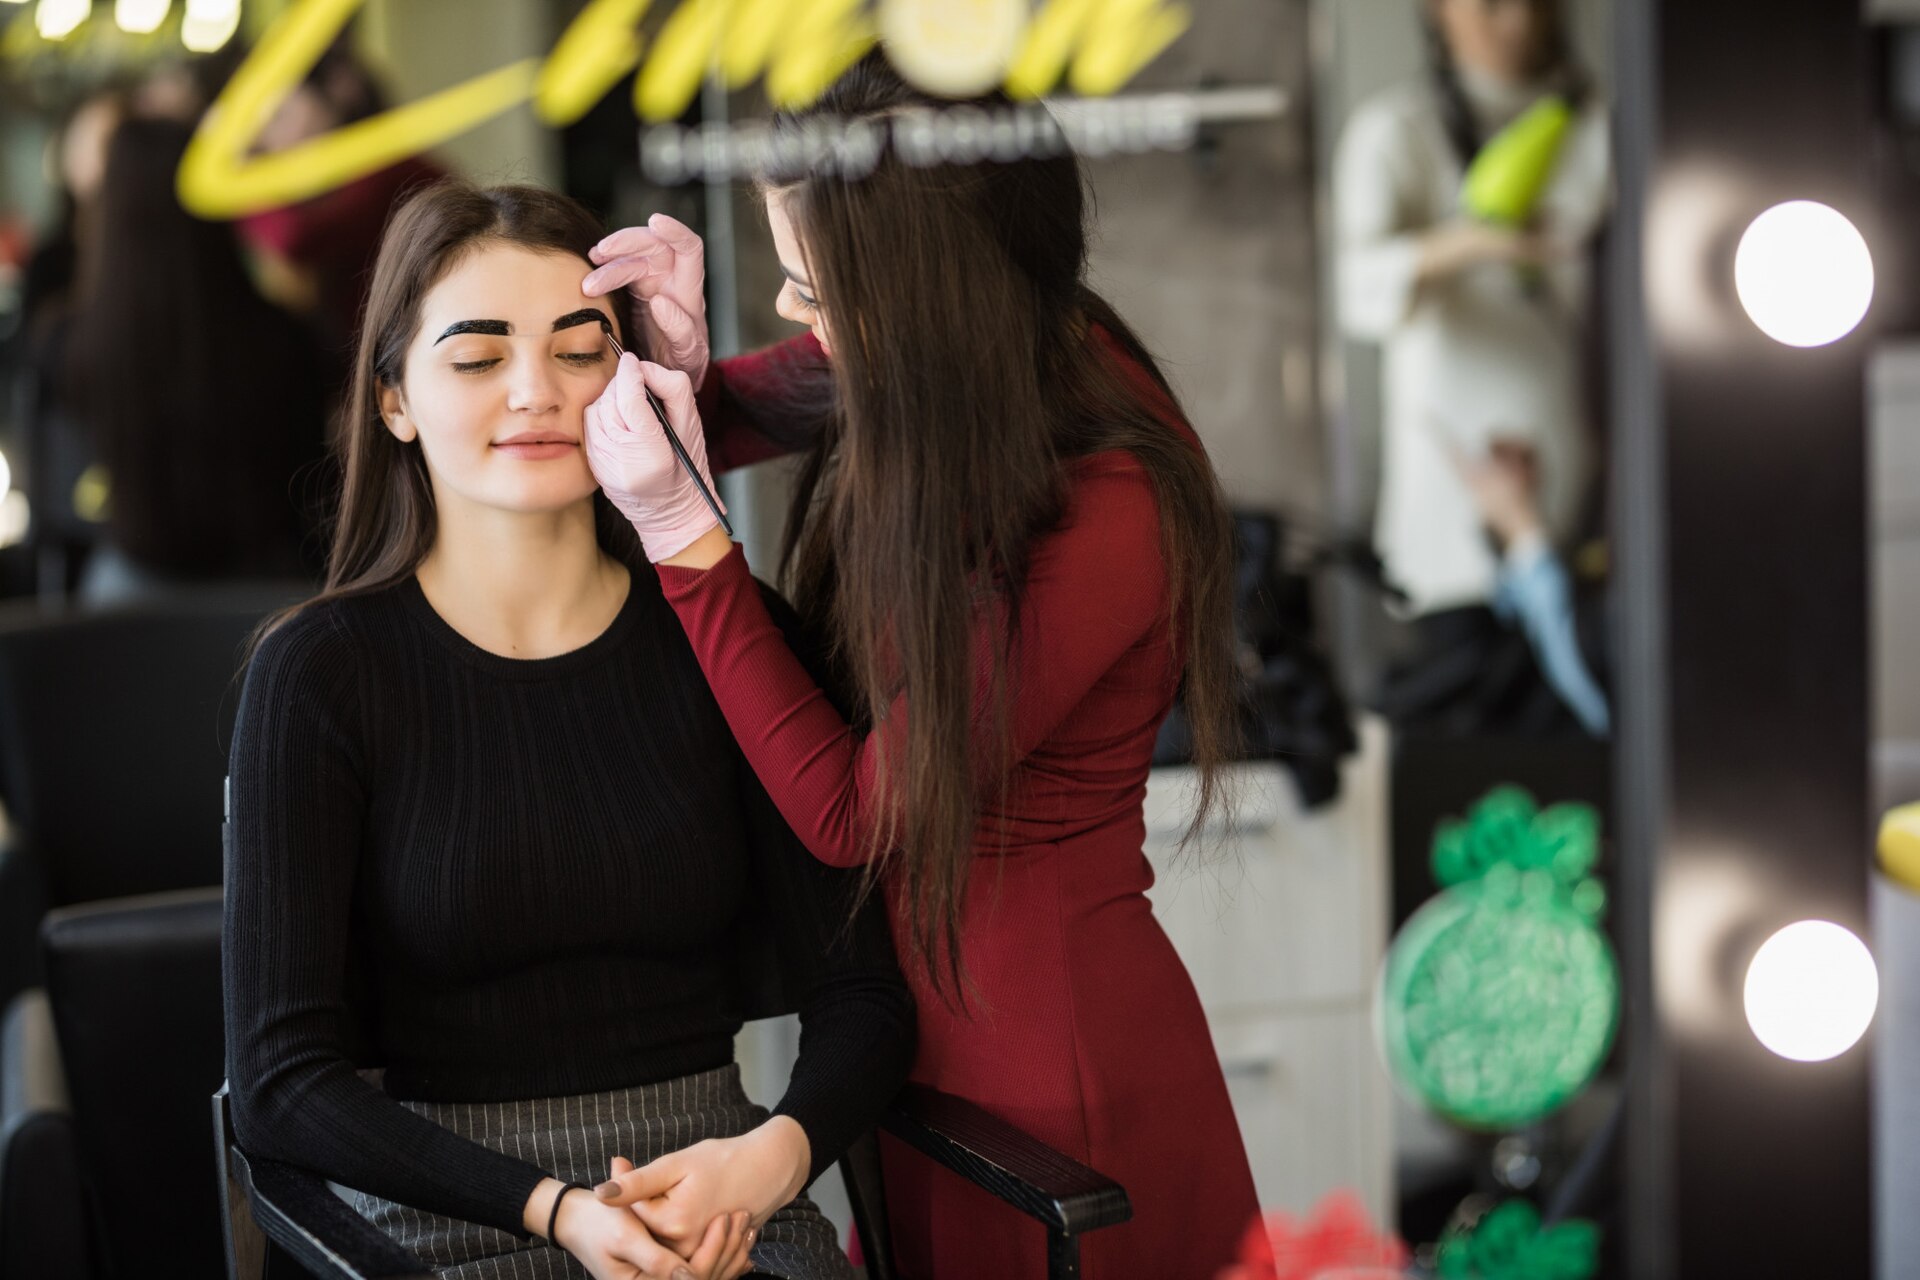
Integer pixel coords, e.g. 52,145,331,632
547,1178,752,1280
563,1116,814,1280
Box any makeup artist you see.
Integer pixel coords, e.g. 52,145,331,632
581,52,1259,1280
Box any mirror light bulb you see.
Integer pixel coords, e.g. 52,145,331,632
1734,201,1874,348
1743,920,1878,1062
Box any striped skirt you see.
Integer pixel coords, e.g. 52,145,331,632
351,1064,854,1280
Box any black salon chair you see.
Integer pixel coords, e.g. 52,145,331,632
0,988,89,1280
0,586,303,1278
1,887,227,1280
215,1079,1129,1280
0,584,306,1011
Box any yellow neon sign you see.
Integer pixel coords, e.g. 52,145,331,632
174,0,1189,219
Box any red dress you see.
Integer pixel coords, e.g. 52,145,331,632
658,331,1260,1280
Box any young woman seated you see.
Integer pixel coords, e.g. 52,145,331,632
224,180,914,1280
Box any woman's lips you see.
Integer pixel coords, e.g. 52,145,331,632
492,441,577,460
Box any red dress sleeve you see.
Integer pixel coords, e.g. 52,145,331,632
694,332,829,474
655,454,1171,868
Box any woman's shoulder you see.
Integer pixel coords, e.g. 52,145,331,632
1058,450,1164,566
1344,83,1443,147
1070,446,1155,487
244,587,402,688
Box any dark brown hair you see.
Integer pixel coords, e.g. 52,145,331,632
764,53,1240,999
64,116,328,578
260,180,637,639
1422,0,1588,165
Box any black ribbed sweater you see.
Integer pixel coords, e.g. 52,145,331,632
222,568,913,1236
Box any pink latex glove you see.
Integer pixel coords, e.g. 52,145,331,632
582,213,711,393
585,353,727,563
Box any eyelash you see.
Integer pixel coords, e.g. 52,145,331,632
792,287,819,313
450,351,608,374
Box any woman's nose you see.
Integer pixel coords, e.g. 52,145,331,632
504,357,563,414
774,285,806,326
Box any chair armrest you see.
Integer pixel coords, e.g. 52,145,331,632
880,1084,1131,1237
217,1081,428,1280
2,989,89,1280
0,834,47,1014
230,1145,431,1280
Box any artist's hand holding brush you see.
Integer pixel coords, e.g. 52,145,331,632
583,214,712,392
585,353,728,563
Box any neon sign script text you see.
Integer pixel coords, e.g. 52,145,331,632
176,0,1190,218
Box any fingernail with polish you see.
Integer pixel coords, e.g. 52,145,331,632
672,1270,696,1280
594,1180,620,1199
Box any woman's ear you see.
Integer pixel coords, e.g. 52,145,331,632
378,383,417,443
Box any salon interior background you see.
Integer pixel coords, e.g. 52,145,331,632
0,1,1916,1278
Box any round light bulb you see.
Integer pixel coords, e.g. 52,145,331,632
35,0,90,40
116,0,170,34
181,0,238,51
879,0,1027,97
1743,920,1878,1062
0,491,27,551
1734,201,1874,347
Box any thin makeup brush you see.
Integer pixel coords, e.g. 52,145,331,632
598,316,733,537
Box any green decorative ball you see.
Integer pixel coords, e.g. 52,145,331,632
1380,787,1619,1130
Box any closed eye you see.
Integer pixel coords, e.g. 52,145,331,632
451,351,607,375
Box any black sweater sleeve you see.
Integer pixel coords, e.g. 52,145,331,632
222,610,550,1236
732,582,913,1185
739,749,915,1185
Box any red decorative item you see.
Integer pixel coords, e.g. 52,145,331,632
1219,1191,1411,1280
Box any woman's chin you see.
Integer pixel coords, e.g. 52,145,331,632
481,478,603,518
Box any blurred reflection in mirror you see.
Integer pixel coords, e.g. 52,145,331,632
1334,0,1611,739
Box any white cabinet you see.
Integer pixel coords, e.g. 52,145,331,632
1143,717,1397,1225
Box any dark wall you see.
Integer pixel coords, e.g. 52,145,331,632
1614,1,1878,1276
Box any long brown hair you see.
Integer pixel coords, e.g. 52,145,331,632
258,180,638,641
764,53,1240,998
65,117,329,578
1422,0,1589,165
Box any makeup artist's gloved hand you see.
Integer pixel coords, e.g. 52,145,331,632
582,214,711,392
585,353,727,563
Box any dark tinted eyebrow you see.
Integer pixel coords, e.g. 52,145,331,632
551,308,609,333
435,319,509,344
434,310,610,346
779,262,813,292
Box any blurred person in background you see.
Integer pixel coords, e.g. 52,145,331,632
54,117,329,599
17,88,124,337
236,37,445,361
1334,0,1611,735
1450,437,1610,734
10,88,127,587
130,44,250,124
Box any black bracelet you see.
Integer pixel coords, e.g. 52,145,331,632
546,1182,587,1252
